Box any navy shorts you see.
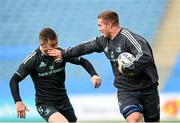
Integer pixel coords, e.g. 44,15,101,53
117,85,160,122
36,101,77,122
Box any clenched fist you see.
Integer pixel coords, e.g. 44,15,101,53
91,75,101,88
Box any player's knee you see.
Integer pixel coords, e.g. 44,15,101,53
126,112,143,122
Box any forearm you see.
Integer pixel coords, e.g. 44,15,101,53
9,74,23,103
80,58,98,77
62,38,104,59
62,45,93,60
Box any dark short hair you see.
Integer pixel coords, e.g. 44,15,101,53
98,10,119,25
39,28,57,42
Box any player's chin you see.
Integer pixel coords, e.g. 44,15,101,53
103,34,110,38
102,33,107,37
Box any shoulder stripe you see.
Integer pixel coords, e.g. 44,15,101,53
121,30,142,54
15,72,21,76
121,29,143,67
123,30,142,50
23,51,36,64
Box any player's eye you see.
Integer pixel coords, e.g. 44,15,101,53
51,42,57,47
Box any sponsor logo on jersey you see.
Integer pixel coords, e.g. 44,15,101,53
38,67,65,77
110,51,114,59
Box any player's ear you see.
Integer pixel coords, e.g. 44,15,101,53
40,41,45,46
108,23,112,29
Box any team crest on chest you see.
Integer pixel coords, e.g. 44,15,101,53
116,47,121,53
49,65,54,70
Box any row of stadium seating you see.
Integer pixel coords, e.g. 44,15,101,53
0,0,169,100
0,0,167,45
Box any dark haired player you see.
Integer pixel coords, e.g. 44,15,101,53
52,10,160,122
10,28,101,122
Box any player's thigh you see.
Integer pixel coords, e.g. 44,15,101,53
57,102,77,122
117,91,143,119
142,87,160,122
36,104,65,122
60,108,77,122
48,112,68,123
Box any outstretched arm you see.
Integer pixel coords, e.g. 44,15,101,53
47,37,104,61
10,74,29,118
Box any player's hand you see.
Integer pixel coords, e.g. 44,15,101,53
91,75,101,88
47,48,62,61
118,59,123,74
16,101,29,119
